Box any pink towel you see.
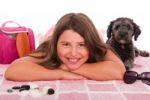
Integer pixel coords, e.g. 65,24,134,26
0,57,150,100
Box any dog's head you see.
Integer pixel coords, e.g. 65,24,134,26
107,17,141,44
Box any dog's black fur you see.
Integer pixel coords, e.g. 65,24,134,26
106,17,149,70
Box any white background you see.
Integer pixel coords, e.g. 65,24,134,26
0,0,150,51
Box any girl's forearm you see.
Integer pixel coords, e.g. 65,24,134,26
72,61,126,81
5,61,86,81
5,61,61,81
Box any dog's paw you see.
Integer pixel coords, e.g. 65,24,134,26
134,48,140,57
135,50,140,57
140,51,150,57
124,60,134,70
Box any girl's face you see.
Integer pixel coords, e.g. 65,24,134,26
57,30,89,71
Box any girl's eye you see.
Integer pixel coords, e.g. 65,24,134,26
62,43,69,46
79,43,86,47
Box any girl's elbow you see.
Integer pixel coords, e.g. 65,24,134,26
5,69,22,81
4,69,14,80
4,63,20,81
115,63,126,80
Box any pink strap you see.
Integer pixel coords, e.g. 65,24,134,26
1,21,21,28
1,21,28,34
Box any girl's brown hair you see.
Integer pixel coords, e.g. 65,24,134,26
30,13,107,69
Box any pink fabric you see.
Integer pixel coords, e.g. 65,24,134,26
0,57,150,100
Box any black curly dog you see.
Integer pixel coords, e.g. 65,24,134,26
106,17,149,70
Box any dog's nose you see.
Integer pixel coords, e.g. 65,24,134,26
120,32,127,37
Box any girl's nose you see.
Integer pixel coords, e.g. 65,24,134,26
70,47,78,56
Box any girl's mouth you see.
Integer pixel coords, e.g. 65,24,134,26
67,58,80,64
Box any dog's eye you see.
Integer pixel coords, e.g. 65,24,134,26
127,25,131,30
115,25,120,30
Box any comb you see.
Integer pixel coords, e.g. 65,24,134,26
16,32,30,57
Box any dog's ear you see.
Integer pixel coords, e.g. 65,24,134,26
133,21,141,41
107,21,114,38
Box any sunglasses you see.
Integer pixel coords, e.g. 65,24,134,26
123,71,150,85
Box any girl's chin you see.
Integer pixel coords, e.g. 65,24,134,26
66,65,81,71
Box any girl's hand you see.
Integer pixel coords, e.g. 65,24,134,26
59,69,87,80
60,64,69,71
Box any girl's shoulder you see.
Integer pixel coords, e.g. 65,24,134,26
16,52,45,63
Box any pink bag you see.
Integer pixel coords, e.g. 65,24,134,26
0,21,35,64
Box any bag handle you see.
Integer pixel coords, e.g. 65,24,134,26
0,21,28,34
1,20,21,28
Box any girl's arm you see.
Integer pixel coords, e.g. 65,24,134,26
71,49,126,80
4,57,85,81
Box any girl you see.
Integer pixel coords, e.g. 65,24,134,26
5,13,125,81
